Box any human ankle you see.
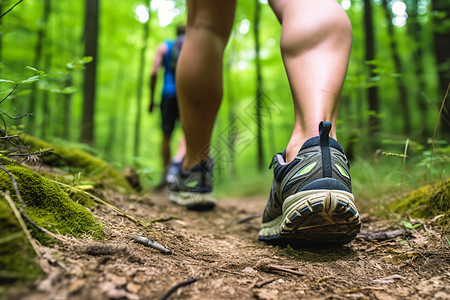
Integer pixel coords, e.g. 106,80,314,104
182,155,211,171
285,142,304,163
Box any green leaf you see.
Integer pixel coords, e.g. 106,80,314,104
402,220,413,229
24,66,39,72
74,184,95,191
402,220,422,230
19,75,40,84
62,86,77,94
82,56,93,63
25,66,46,76
0,79,16,83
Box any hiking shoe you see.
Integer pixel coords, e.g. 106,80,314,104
258,121,361,245
168,159,216,211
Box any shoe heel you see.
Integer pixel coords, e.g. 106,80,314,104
279,190,361,244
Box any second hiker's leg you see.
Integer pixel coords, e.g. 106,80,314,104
176,0,237,170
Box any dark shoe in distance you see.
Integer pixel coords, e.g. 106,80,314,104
168,159,216,211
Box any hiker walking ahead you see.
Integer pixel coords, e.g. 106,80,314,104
149,25,186,189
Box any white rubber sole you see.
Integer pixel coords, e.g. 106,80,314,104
169,191,216,211
259,189,361,244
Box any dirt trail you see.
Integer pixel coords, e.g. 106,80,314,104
4,190,450,300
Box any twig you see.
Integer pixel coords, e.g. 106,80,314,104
0,125,29,149
253,278,276,288
0,83,18,105
0,135,20,139
432,81,450,149
7,148,55,157
213,267,245,276
2,191,41,258
0,109,33,120
49,179,146,227
0,0,23,19
148,216,177,223
266,264,305,276
0,166,26,206
159,278,199,300
357,229,405,242
130,235,172,255
236,214,261,224
432,81,450,186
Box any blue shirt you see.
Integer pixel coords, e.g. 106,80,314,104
161,40,177,99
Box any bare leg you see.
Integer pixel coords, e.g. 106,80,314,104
176,0,236,170
269,0,352,162
174,135,186,161
162,132,171,173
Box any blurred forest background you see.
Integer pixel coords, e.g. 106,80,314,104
1,0,449,200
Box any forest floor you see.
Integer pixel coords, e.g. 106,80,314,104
3,187,450,300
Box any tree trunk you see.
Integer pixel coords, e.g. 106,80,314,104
254,0,264,170
364,0,381,140
0,3,3,70
81,0,99,145
225,41,236,179
133,2,151,158
382,0,410,135
432,0,450,137
407,2,428,139
63,75,73,140
42,45,52,140
29,0,51,135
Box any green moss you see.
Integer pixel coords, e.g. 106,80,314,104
0,196,44,283
390,179,450,228
18,133,132,193
0,158,104,241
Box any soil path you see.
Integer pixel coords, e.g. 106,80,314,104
6,191,450,300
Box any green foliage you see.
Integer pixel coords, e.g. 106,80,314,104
389,179,450,230
402,220,422,230
18,132,133,193
0,195,44,283
0,156,105,240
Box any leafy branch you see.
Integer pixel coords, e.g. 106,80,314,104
0,67,47,151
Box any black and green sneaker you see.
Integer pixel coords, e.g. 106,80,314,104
168,159,216,211
258,121,361,245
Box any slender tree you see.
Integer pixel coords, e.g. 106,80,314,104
29,0,51,135
134,2,151,158
382,0,410,134
407,1,428,139
81,0,99,145
63,75,73,139
42,32,52,140
254,0,264,170
224,39,237,179
364,0,381,140
432,0,450,137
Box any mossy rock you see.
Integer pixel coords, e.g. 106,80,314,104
18,133,132,193
0,157,104,241
0,195,44,283
390,179,450,229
